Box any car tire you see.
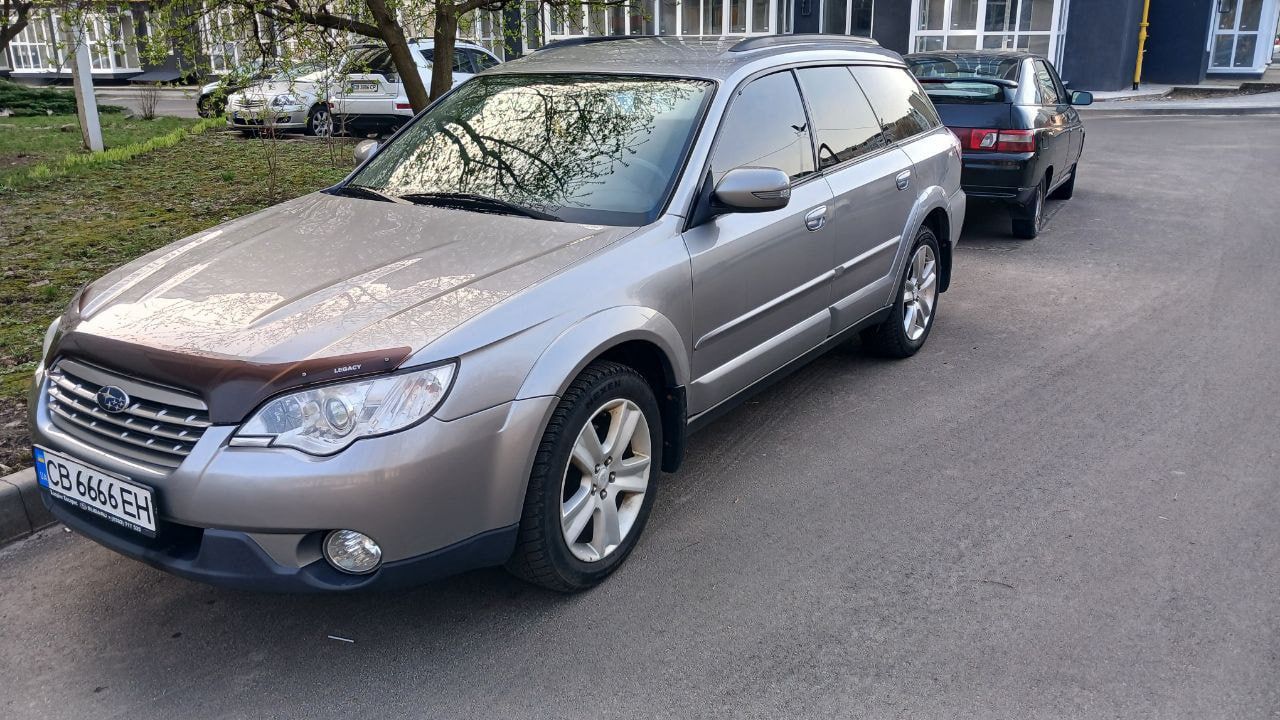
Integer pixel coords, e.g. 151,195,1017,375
1012,178,1046,239
861,226,941,359
506,361,662,592
306,104,332,137
196,96,211,118
1049,163,1077,200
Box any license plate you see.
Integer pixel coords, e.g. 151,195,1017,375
34,447,157,536
350,81,379,93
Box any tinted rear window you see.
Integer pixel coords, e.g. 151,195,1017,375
850,66,941,143
907,55,1021,80
794,66,886,168
907,56,1021,104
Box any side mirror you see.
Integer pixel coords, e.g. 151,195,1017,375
354,139,379,164
712,167,791,213
1070,90,1094,106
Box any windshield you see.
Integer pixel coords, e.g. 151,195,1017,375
348,74,716,226
907,56,1020,102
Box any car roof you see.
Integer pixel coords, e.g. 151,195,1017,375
491,35,905,81
409,38,490,52
905,50,1036,61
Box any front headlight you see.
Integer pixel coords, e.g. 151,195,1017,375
272,94,302,107
233,363,456,455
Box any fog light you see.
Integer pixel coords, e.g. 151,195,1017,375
323,530,382,574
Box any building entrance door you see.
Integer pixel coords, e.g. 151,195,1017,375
1209,0,1279,73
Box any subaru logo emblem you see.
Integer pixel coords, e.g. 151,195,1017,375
96,385,130,414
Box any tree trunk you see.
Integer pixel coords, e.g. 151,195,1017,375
430,9,459,102
363,0,430,113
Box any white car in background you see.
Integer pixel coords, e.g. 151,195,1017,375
226,62,341,136
330,40,501,136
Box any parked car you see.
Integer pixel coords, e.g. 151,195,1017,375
30,36,964,593
226,62,341,136
905,51,1091,239
195,60,268,118
329,40,500,136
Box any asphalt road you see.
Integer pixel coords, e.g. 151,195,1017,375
94,88,200,119
2,115,1278,719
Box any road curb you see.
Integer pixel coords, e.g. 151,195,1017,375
1081,105,1280,117
0,468,56,546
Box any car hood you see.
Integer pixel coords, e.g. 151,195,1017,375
237,79,322,100
56,192,634,420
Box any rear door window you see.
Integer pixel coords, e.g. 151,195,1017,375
452,50,475,74
1033,60,1062,105
794,66,887,169
711,71,816,183
851,65,942,143
469,50,501,71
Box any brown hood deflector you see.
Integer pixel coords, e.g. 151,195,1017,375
53,332,412,424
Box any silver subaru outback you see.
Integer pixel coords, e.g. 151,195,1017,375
30,36,964,592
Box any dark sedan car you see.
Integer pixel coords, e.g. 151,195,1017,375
905,51,1092,239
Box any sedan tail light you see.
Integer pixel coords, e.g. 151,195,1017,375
951,128,1037,153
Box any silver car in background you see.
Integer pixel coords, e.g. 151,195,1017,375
30,35,964,593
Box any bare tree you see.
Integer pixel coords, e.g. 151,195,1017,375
136,82,161,119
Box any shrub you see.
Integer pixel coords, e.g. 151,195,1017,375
0,80,124,117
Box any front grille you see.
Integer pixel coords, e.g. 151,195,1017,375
46,358,211,469
237,98,266,110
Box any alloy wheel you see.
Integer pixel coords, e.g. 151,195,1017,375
560,398,652,563
312,108,332,137
901,244,938,341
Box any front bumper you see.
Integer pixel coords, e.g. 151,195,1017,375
30,373,556,591
960,151,1040,204
227,109,308,131
332,113,409,136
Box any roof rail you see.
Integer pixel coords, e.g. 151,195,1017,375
536,35,658,53
729,34,881,53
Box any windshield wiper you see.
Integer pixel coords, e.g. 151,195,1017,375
398,192,559,221
330,184,402,203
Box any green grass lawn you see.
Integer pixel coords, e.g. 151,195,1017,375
0,114,197,184
0,130,355,472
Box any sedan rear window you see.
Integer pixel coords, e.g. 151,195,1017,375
349,74,715,226
906,55,1020,103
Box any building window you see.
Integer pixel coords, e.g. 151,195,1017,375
6,10,140,73
910,0,1070,68
528,0,781,46
202,7,246,73
821,0,874,35
7,15,59,71
82,12,141,72
460,9,506,59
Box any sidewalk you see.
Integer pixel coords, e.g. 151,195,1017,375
1082,90,1280,116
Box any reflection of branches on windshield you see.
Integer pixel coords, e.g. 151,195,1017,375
367,78,705,213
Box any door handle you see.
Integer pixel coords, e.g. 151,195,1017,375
804,205,828,232
896,171,911,191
